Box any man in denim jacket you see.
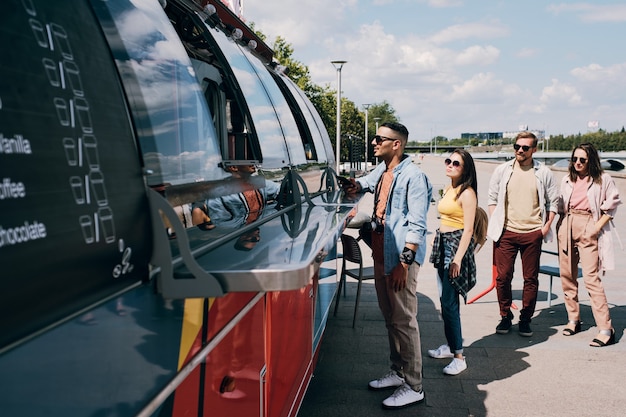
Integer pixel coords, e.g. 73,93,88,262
342,122,431,409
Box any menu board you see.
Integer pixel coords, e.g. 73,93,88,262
0,0,152,348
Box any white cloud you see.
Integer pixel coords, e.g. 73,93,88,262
516,47,538,58
539,79,583,107
547,3,626,22
245,0,357,48
571,62,626,83
344,22,402,68
426,0,464,7
448,73,525,109
242,1,626,137
429,22,509,44
569,62,626,106
374,0,463,7
455,45,500,66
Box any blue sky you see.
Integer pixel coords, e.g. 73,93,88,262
243,1,626,141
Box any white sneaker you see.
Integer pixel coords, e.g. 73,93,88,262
382,383,425,409
443,357,467,375
368,370,404,390
428,344,454,359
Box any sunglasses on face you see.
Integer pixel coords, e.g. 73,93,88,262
572,156,588,164
444,158,462,168
373,135,397,145
513,144,532,152
240,234,261,243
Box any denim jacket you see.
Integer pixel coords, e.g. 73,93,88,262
206,179,281,228
356,155,432,274
487,158,558,243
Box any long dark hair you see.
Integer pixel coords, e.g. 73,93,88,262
568,142,603,184
452,148,478,200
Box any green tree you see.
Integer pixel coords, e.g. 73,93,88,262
271,36,315,91
249,28,400,161
361,102,399,161
548,130,626,152
306,83,335,137
366,102,399,133
310,88,366,165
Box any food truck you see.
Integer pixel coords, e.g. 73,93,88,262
0,0,357,415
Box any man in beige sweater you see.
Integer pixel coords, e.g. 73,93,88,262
487,131,559,337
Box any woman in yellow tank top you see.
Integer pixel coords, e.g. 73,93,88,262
428,149,478,376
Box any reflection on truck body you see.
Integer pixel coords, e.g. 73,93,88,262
0,0,358,416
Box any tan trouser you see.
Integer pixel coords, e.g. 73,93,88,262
371,232,423,392
557,211,612,330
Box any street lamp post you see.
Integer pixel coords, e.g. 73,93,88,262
373,117,381,165
362,104,371,172
331,60,347,174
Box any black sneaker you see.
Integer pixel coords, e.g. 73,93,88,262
519,320,533,337
496,311,513,334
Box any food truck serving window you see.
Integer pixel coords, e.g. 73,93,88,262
208,29,301,170
91,0,225,188
0,0,152,350
276,72,335,164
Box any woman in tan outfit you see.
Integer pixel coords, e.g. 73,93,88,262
556,143,621,347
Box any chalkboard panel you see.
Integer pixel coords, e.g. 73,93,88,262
0,0,152,350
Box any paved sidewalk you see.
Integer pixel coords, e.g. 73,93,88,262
299,154,626,417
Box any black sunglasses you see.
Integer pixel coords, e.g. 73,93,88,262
572,156,588,164
513,144,532,152
444,158,462,168
373,135,397,145
239,234,261,243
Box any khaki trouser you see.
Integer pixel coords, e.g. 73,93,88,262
557,210,612,331
371,232,422,392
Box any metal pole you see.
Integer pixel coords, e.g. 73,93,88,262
373,117,381,165
331,60,347,174
363,104,371,172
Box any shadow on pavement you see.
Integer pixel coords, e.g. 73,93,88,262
300,277,626,417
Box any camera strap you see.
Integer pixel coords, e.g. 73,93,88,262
373,171,391,225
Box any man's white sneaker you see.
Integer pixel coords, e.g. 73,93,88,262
443,357,467,375
368,370,404,390
381,383,425,409
428,344,454,359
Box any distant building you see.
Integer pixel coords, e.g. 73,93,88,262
461,132,503,141
461,130,545,142
503,129,545,140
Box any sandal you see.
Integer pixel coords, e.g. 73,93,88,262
562,321,581,336
590,330,615,347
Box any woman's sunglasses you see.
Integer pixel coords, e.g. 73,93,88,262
572,156,587,164
444,158,462,168
513,144,532,152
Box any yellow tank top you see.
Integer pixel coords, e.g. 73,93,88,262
438,186,464,229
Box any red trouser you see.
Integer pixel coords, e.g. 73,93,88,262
494,229,543,321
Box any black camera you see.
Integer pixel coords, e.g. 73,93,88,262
372,219,384,233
